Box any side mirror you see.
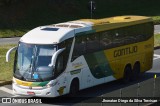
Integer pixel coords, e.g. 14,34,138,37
49,48,65,67
6,46,17,62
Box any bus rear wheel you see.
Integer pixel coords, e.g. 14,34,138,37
69,79,79,96
131,63,140,81
123,65,132,83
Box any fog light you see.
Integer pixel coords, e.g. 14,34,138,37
13,89,16,92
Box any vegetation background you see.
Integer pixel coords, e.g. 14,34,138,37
0,0,160,37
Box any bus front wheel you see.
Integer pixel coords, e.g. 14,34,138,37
69,79,79,96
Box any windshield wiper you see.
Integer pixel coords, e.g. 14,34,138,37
37,74,43,82
31,45,37,79
14,70,25,80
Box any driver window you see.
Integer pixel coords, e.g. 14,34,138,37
56,56,63,73
54,54,64,77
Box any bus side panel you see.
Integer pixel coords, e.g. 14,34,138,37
84,51,116,84
103,36,153,79
69,53,116,90
67,35,153,93
143,37,154,72
66,56,95,91
143,50,153,72
108,60,122,80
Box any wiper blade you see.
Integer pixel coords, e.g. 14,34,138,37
14,73,26,81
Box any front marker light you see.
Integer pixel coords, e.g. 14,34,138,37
46,84,53,88
12,78,16,84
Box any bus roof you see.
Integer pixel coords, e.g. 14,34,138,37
20,15,152,44
80,15,152,32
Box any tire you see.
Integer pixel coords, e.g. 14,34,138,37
131,63,140,81
123,66,132,83
69,80,79,96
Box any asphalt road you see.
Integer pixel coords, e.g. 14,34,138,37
155,25,160,34
0,37,20,45
0,49,160,106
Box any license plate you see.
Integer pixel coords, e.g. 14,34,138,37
27,91,35,95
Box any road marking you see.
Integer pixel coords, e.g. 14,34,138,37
154,54,160,60
12,95,20,97
12,95,32,97
0,87,13,95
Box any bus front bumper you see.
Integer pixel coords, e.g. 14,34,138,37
12,83,58,97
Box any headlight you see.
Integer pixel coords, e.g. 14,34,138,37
45,81,57,88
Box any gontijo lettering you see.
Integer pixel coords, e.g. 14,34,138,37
114,46,137,57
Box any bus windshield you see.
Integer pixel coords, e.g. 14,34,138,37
14,42,57,82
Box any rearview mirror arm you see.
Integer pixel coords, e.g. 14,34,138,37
49,48,66,67
6,46,17,62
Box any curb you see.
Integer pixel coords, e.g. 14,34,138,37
154,46,160,50
0,80,12,86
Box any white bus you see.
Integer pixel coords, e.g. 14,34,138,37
6,15,154,97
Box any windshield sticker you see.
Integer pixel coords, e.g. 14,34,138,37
33,73,39,79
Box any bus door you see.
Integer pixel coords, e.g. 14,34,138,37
53,50,68,96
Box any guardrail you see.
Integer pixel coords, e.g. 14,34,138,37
75,77,160,106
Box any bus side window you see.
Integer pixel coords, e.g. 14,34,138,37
72,36,86,61
58,38,73,68
86,33,100,53
100,31,111,49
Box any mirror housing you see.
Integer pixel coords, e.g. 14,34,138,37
49,48,65,67
6,46,17,62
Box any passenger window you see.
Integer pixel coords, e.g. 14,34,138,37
72,36,86,61
86,33,100,53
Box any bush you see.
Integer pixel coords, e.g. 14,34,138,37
0,0,18,6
